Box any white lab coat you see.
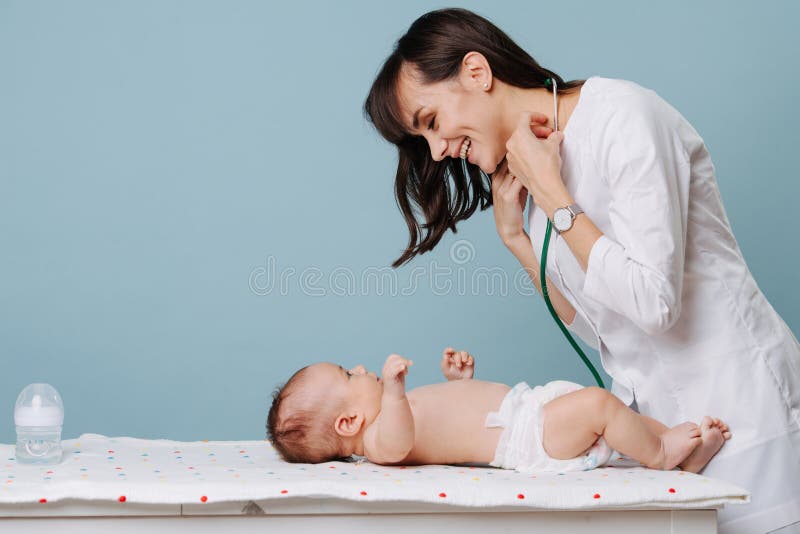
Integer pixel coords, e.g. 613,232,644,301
528,76,800,533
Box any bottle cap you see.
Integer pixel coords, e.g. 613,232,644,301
14,383,64,427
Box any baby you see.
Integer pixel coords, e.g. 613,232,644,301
266,349,731,473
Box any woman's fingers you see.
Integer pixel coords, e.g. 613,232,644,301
521,111,549,127
506,174,525,198
491,160,512,194
517,111,546,135
531,125,554,139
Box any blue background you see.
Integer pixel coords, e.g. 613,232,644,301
1,0,798,443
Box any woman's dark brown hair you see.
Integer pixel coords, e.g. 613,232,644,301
364,7,584,267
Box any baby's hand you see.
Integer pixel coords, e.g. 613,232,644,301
382,354,413,399
441,347,475,380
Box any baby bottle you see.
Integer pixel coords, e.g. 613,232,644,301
14,383,64,464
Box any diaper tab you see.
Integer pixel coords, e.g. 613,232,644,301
485,382,530,429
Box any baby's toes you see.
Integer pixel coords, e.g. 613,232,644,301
722,431,732,440
699,416,714,431
676,421,700,438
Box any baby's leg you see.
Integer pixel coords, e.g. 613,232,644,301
542,387,702,470
638,414,668,435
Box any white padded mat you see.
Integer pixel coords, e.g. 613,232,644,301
0,434,749,510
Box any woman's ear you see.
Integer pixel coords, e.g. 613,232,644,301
460,51,493,92
334,412,365,438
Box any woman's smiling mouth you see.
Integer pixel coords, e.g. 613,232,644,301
459,137,472,159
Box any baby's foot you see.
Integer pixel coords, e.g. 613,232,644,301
652,422,702,470
680,416,731,473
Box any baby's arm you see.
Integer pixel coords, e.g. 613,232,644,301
441,347,475,380
363,354,415,464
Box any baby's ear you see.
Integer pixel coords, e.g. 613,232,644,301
334,412,365,438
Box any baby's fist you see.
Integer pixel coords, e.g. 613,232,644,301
441,347,475,380
382,354,413,398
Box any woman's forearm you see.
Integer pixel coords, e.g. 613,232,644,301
506,233,577,325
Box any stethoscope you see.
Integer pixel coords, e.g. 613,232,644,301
460,77,605,387
540,77,605,388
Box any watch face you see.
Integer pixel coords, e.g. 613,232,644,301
553,208,571,231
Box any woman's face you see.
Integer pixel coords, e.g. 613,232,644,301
395,55,508,175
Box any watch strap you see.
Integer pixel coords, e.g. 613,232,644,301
567,204,583,217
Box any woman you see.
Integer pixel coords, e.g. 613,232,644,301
363,8,800,534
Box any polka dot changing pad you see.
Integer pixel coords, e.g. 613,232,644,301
0,433,749,509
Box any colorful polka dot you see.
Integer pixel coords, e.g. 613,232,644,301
39,498,46,504
200,496,208,502
118,496,126,502
669,488,676,493
438,492,447,498
280,489,288,494
593,493,601,499
517,494,525,500
360,491,367,496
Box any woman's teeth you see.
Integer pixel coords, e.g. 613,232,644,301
459,138,472,159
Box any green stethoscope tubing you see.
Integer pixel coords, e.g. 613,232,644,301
538,77,605,389
540,218,605,389
463,77,606,388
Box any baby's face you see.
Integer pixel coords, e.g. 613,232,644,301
306,362,384,423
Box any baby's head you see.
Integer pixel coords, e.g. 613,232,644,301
266,362,383,463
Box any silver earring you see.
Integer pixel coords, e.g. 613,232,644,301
483,83,488,89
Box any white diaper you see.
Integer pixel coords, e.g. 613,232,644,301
486,381,619,473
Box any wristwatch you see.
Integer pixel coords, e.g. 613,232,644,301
552,203,584,234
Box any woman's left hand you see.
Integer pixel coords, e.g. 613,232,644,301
505,112,572,218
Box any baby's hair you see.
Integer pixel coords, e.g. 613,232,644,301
266,365,351,464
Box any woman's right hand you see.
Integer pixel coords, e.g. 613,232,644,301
491,158,530,247
492,115,553,248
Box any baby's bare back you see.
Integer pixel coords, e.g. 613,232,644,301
396,379,511,465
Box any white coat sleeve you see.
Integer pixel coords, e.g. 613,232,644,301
582,95,691,335
564,305,599,350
